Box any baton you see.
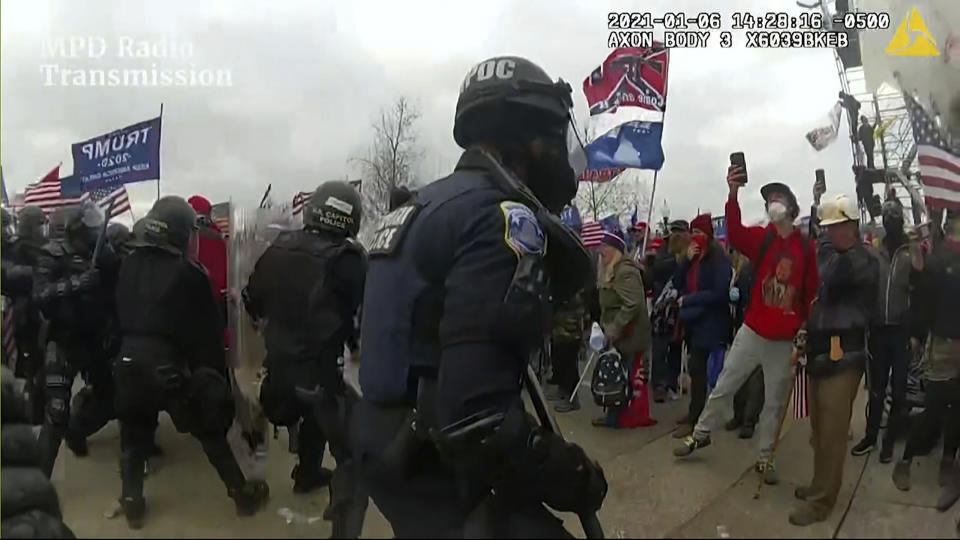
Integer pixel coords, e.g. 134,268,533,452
523,361,605,539
90,198,118,270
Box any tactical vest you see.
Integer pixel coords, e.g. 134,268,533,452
258,229,355,361
360,170,500,404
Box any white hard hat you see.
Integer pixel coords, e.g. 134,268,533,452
818,194,859,226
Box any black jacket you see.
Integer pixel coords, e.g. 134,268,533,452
651,243,678,300
872,236,914,326
244,229,366,365
807,238,879,378
672,244,733,350
913,240,960,340
116,247,224,372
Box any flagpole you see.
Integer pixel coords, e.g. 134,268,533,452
157,103,164,200
640,46,669,255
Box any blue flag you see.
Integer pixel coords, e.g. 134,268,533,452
599,214,622,236
561,205,582,231
585,121,664,171
71,116,162,192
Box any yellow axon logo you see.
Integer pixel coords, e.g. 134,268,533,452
886,7,939,57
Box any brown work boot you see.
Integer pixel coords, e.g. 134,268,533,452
794,485,822,501
892,460,912,491
788,504,829,527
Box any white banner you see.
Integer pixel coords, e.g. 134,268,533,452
805,102,843,151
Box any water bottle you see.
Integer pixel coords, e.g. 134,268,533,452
589,322,605,352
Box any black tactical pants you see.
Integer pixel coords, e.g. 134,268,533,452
551,339,581,397
113,357,247,504
866,325,910,446
37,344,114,477
261,359,367,537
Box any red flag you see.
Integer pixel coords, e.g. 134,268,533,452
583,45,670,116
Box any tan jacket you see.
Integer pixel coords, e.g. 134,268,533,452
599,257,651,356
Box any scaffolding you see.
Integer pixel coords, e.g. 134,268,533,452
801,0,926,225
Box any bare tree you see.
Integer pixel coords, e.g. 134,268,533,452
354,97,423,217
574,170,652,227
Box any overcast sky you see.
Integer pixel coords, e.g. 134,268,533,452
2,0,862,224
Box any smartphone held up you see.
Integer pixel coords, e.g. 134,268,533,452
729,152,747,185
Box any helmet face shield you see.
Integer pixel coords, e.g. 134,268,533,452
566,118,587,180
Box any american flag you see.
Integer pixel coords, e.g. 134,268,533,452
793,364,809,420
581,220,603,248
291,191,312,215
905,93,960,211
23,165,85,213
84,186,131,219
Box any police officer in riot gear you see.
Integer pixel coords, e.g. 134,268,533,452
33,202,120,475
243,180,368,537
114,196,268,529
357,55,606,538
6,206,50,423
106,222,134,258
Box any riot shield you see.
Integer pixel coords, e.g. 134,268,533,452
225,202,297,480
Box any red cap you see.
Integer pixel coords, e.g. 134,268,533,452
690,213,714,238
188,195,212,216
648,237,664,251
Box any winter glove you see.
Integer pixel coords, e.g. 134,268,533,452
71,269,100,293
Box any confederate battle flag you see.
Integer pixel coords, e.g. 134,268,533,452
583,45,670,116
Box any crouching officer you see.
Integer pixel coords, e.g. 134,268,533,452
33,202,120,476
356,55,607,538
113,196,268,529
243,180,368,537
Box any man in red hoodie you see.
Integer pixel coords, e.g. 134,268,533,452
188,196,229,323
675,165,818,486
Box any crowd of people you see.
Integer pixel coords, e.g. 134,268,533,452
1,52,959,539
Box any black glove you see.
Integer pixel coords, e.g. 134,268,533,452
76,268,100,291
529,430,608,513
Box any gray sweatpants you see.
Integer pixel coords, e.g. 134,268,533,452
693,325,794,462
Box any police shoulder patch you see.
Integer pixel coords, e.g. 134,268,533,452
368,203,422,257
499,201,545,258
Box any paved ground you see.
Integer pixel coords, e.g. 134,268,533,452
53,379,960,538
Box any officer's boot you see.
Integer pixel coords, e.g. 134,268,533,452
293,418,332,493
65,432,89,457
37,423,66,478
200,438,269,516
325,460,368,539
119,449,147,529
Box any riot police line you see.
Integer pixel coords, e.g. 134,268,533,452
1,53,611,539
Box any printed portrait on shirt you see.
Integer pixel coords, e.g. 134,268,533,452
762,251,798,312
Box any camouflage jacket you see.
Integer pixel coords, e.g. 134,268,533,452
553,291,588,342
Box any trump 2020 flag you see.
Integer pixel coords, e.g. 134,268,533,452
585,121,664,171
583,45,670,115
71,116,162,192
805,102,843,151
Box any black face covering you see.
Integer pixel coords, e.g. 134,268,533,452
882,216,903,234
526,140,577,214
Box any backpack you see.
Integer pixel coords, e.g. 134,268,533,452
590,347,629,409
651,281,679,336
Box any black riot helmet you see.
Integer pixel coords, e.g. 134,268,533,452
17,205,48,244
137,196,198,254
304,181,362,237
452,56,587,213
63,201,104,253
